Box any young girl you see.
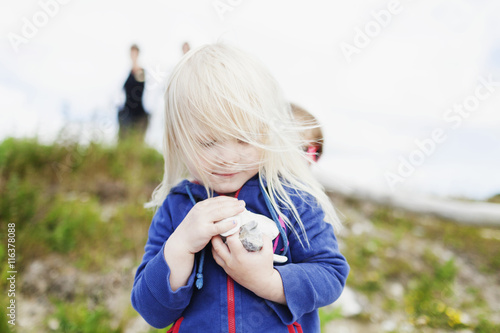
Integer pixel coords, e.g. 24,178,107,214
131,43,349,332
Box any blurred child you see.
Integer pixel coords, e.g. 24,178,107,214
291,103,323,163
131,43,349,332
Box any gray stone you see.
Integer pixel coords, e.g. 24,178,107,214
239,220,263,252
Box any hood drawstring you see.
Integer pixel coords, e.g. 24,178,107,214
185,185,205,289
260,185,289,257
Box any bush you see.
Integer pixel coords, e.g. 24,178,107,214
35,196,103,253
49,300,119,333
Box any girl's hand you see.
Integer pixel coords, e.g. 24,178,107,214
173,196,246,255
165,197,245,291
211,232,286,304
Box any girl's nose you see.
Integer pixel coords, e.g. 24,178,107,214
217,140,241,164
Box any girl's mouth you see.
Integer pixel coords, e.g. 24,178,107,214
213,172,238,177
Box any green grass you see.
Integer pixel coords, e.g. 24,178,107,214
332,195,500,331
475,318,500,333
319,306,343,331
487,194,500,204
0,301,15,333
421,219,500,273
49,299,119,333
404,256,465,329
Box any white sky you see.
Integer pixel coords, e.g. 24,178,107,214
1,0,499,199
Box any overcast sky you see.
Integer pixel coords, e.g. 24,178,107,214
1,0,499,199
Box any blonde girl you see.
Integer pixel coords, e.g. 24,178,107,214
131,43,349,332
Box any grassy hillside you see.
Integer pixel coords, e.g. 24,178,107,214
0,136,165,332
326,194,500,332
1,136,499,332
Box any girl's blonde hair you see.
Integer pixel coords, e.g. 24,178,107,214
149,43,341,243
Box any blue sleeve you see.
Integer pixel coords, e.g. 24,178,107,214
265,196,350,324
131,198,196,329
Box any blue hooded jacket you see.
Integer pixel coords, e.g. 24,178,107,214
131,175,349,332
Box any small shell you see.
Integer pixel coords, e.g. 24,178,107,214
217,210,288,262
218,209,279,240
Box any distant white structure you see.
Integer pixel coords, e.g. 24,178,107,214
317,169,500,227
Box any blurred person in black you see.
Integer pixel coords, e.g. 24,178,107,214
118,44,149,141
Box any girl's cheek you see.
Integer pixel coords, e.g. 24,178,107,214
249,146,263,161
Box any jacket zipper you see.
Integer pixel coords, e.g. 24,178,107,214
167,317,184,333
226,188,241,333
227,276,236,333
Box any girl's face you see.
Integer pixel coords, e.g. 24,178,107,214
186,138,261,195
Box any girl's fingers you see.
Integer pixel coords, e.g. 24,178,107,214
211,236,230,264
198,195,238,206
196,196,238,210
210,200,245,221
225,232,245,255
196,197,246,222
211,246,224,267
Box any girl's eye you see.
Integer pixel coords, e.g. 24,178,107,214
237,139,248,145
200,140,216,148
